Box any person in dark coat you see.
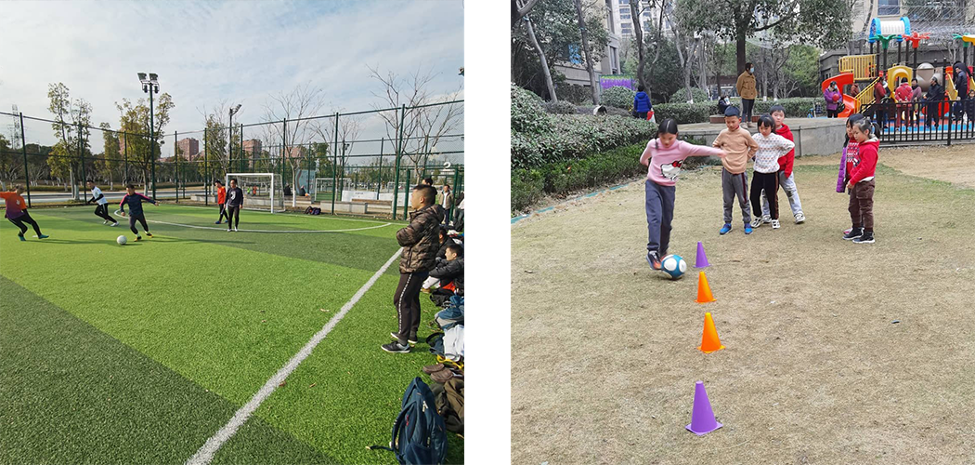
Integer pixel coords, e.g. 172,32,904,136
924,77,945,128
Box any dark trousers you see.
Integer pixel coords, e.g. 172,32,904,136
430,288,454,308
848,179,875,232
8,211,42,237
876,103,889,128
226,205,240,228
925,102,941,127
128,213,149,235
217,203,229,223
94,204,116,223
644,180,676,254
742,99,755,124
750,172,779,219
394,271,428,344
635,111,648,120
454,209,464,232
827,108,839,118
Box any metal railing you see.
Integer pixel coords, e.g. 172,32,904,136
860,98,975,144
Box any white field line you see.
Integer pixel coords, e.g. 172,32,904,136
185,247,403,465
151,220,392,233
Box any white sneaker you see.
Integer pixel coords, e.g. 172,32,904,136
234,227,239,232
102,220,108,225
111,222,118,227
771,219,781,229
795,213,806,224
750,218,763,228
761,215,772,224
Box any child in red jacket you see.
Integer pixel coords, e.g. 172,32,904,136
842,118,879,244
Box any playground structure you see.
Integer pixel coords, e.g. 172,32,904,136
824,16,975,121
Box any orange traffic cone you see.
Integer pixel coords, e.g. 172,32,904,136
698,312,725,353
696,271,715,303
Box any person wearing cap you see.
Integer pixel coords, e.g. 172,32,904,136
712,106,758,235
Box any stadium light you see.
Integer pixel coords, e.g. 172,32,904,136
229,104,242,170
138,72,160,198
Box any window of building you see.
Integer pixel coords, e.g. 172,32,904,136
610,46,619,73
878,0,900,15
621,13,631,19
566,44,582,64
620,7,631,14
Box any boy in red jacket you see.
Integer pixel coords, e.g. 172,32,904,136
842,118,879,244
761,105,805,224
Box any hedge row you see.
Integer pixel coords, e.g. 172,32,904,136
511,114,657,169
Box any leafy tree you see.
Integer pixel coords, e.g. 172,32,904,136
46,83,93,197
115,93,175,190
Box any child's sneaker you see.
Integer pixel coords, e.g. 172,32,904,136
843,227,852,235
771,219,781,229
843,227,863,240
761,214,772,224
646,250,662,270
111,222,118,227
719,223,732,235
750,218,763,229
215,221,221,224
38,234,48,239
744,223,753,235
135,236,142,242
146,232,153,238
234,227,239,232
853,231,875,244
17,234,25,242
794,212,806,224
381,341,411,353
102,220,108,225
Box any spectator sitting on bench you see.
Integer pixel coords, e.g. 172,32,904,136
299,185,307,197
283,184,292,196
423,226,462,291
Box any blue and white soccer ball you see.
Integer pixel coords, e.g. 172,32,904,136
117,235,127,246
660,254,687,279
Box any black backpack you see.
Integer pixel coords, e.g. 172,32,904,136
369,378,447,465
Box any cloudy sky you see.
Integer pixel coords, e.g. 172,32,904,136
0,0,464,159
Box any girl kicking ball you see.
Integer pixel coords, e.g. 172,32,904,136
640,119,728,270
119,184,158,241
1,185,48,241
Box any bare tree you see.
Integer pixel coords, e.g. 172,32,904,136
574,0,600,104
511,0,541,28
368,65,463,179
261,83,329,201
519,0,558,102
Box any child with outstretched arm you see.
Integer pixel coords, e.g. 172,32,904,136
640,119,727,270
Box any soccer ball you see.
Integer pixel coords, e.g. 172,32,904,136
661,254,687,279
117,235,127,246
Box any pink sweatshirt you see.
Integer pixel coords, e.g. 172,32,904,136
640,139,725,186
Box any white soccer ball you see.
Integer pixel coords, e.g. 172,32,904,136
661,254,687,279
117,235,127,245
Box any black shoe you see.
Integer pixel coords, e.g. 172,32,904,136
381,341,410,353
853,231,875,244
646,250,662,270
408,334,418,345
843,228,863,240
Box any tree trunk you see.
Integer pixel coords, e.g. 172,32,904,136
525,16,558,102
760,47,768,101
573,0,600,105
630,0,646,89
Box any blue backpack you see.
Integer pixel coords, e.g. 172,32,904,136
369,377,447,465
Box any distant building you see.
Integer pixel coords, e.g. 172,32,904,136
177,138,199,159
554,0,623,91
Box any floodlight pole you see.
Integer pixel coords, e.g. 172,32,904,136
19,112,31,207
204,128,209,206
149,87,156,198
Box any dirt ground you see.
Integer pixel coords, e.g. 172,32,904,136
511,144,975,464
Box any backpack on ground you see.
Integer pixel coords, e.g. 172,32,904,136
368,377,447,465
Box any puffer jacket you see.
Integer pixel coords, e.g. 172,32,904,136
430,257,464,295
397,204,441,273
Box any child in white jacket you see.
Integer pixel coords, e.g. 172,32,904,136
749,115,795,230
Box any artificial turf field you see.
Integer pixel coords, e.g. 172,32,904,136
0,204,463,464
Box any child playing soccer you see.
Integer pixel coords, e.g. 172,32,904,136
86,180,118,226
119,184,158,241
225,178,244,232
712,106,758,235
1,185,48,240
749,115,795,230
761,105,805,224
640,119,728,270
842,118,879,244
214,180,228,224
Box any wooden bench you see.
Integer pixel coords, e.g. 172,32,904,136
352,198,392,207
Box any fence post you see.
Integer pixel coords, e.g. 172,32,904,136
204,128,209,206
124,132,129,185
377,138,384,199
240,123,245,173
392,104,406,220
332,112,339,215
19,112,31,207
175,130,179,202
282,118,287,213
78,121,88,202
451,166,460,224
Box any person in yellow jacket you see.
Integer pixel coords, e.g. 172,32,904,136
736,62,758,128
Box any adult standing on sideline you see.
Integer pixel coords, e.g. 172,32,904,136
873,76,889,128
910,78,923,124
736,63,758,128
440,185,453,225
383,184,441,354
924,76,945,128
633,85,652,120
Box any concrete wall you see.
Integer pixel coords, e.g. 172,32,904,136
679,118,849,157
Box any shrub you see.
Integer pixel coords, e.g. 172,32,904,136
511,114,657,170
543,100,578,115
556,82,593,105
752,98,822,118
670,87,711,103
600,86,636,110
511,84,552,134
652,102,714,124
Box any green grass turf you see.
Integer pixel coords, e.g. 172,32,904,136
0,204,462,464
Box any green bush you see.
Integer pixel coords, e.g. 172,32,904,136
511,114,657,169
543,100,578,115
652,102,714,124
600,86,636,110
556,82,593,105
725,97,821,118
670,87,711,103
511,84,552,134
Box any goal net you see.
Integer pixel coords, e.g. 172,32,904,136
313,177,354,202
225,173,283,213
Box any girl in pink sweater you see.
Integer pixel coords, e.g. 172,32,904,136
639,119,727,270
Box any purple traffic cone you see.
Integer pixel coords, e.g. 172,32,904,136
695,241,711,268
686,381,722,435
